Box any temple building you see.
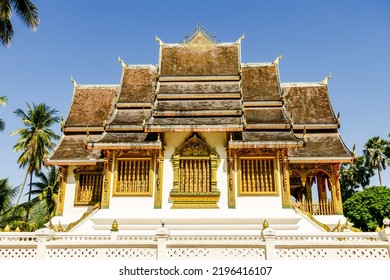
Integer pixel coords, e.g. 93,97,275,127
46,26,353,234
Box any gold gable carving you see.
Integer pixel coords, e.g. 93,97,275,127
174,133,214,157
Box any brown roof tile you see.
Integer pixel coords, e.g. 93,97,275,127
245,107,289,125
118,66,157,103
229,131,303,149
158,81,240,94
108,109,151,126
64,86,118,128
155,100,241,112
289,133,353,161
282,84,337,125
160,44,239,76
241,64,281,102
46,135,102,164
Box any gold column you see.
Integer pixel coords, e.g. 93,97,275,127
101,150,113,209
281,152,291,208
228,149,236,209
172,154,180,191
56,166,68,216
330,163,343,215
154,150,164,209
210,154,219,192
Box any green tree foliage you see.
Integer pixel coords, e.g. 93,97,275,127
27,166,60,222
340,156,374,201
0,96,7,131
363,136,389,186
343,186,390,231
10,103,60,204
0,178,18,214
0,0,39,46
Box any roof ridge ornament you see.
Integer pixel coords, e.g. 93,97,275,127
155,35,164,46
322,73,331,85
183,23,217,44
70,76,78,87
235,34,245,44
118,56,126,68
273,54,283,65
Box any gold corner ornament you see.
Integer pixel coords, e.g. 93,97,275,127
4,225,11,232
70,76,78,87
155,35,164,46
236,34,245,44
262,219,269,229
322,73,331,85
273,54,282,65
118,56,126,68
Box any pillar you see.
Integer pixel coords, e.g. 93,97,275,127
56,166,67,216
101,150,113,209
330,164,343,215
281,151,291,208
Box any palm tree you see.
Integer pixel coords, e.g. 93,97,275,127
0,96,7,131
27,166,60,221
0,178,18,214
0,0,39,46
10,103,60,205
363,136,389,186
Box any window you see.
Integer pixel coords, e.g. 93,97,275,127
114,158,153,196
238,157,277,195
75,173,103,205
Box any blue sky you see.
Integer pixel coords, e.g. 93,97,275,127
1,0,390,198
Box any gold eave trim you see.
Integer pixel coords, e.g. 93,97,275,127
293,124,339,130
157,93,241,100
86,142,162,150
62,126,103,133
159,75,240,82
153,110,242,117
105,125,144,131
229,141,304,149
45,159,103,166
145,125,244,132
116,102,152,109
243,101,283,107
289,157,354,163
245,124,290,129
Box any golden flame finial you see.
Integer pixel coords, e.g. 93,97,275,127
322,73,332,85
118,56,126,68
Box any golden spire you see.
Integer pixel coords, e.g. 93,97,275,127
322,73,332,85
273,54,283,65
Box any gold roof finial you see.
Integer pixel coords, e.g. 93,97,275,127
86,126,90,142
303,125,307,142
4,225,11,232
70,76,78,87
337,112,340,125
155,35,164,46
118,56,126,68
352,142,357,159
111,220,119,232
273,54,283,65
236,34,245,44
322,73,332,85
15,226,20,232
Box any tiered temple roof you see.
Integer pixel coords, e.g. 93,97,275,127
46,27,352,165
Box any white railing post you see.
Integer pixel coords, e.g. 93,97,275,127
34,228,55,259
155,219,170,260
261,226,276,260
378,218,390,259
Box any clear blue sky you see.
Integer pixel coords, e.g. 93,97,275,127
1,0,390,199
